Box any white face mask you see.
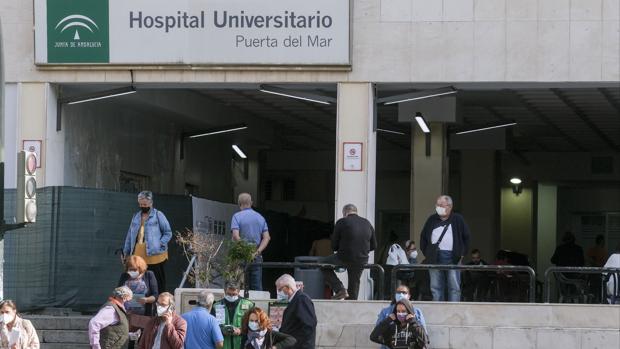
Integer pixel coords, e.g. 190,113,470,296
0,314,13,324
436,206,447,216
127,271,139,279
224,295,239,303
394,292,410,302
409,250,418,259
156,305,169,317
277,290,288,302
248,321,260,331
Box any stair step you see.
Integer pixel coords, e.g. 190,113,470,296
38,330,89,344
26,316,91,330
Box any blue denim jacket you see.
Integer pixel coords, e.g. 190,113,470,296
123,208,172,257
376,303,428,349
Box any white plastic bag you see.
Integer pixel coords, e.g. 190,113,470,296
386,244,409,266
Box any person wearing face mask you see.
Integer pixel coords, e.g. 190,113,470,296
375,285,427,349
118,255,159,317
276,274,317,349
0,300,39,349
123,191,172,293
370,299,429,349
419,195,470,302
138,293,186,349
210,281,254,349
89,286,133,349
182,291,223,349
240,307,296,349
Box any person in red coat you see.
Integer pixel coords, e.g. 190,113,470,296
139,292,186,349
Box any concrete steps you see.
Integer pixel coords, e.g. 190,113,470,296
26,315,90,349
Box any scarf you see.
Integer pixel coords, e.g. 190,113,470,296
246,329,268,349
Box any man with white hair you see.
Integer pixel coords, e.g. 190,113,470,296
231,192,271,291
420,195,471,302
276,274,317,349
182,291,224,349
89,286,133,349
321,204,377,300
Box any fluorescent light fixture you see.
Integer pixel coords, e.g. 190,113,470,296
232,145,247,159
259,85,336,105
379,87,457,105
510,178,522,185
188,125,248,139
454,121,517,135
414,113,431,134
377,128,406,135
66,86,136,105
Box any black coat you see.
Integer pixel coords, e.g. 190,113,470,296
419,212,470,264
332,214,377,264
279,291,317,349
243,330,297,349
117,270,159,316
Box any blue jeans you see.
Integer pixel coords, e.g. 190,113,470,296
429,250,461,302
248,255,263,291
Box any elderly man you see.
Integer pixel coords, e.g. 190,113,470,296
276,274,317,349
139,292,186,349
211,281,254,349
321,204,377,300
89,286,133,349
182,291,223,349
420,195,471,302
231,192,271,291
123,191,173,292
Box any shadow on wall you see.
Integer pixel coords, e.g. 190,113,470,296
2,187,192,313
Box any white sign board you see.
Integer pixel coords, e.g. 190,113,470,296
343,142,362,171
34,0,350,66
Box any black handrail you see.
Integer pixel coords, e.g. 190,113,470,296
391,264,537,303
543,266,620,303
244,262,385,300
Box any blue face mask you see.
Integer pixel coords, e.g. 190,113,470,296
395,292,410,302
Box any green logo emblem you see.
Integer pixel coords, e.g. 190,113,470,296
47,0,109,63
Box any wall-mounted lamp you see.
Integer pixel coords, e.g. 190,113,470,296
510,177,523,195
414,112,431,134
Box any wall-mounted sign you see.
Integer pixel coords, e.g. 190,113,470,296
343,142,362,171
23,140,42,168
34,0,350,66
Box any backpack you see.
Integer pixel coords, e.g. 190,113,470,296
386,244,409,266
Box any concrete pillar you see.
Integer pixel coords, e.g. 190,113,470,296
460,150,497,262
410,123,447,256
537,183,557,275
18,83,49,187
334,82,376,299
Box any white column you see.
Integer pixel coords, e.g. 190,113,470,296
334,82,376,299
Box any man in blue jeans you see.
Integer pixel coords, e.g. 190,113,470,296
231,193,271,291
420,195,470,302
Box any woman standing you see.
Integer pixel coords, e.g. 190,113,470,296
117,255,159,316
0,300,39,349
370,299,429,349
123,191,172,292
240,307,296,349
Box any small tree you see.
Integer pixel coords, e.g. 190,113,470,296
220,239,257,290
176,229,224,287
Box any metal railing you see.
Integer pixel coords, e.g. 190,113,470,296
391,264,537,303
244,262,385,300
543,266,620,303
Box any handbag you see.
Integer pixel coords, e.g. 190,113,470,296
424,222,450,264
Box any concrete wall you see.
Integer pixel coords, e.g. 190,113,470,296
537,183,558,276
2,0,618,83
500,187,534,258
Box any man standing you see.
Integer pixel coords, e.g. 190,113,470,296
231,193,270,291
321,204,377,300
139,292,186,349
182,291,223,349
276,274,317,349
420,195,470,302
211,281,254,349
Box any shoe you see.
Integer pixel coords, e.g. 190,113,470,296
331,289,349,300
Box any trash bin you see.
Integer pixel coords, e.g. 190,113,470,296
294,256,325,299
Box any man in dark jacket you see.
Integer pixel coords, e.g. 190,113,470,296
276,274,317,349
321,204,377,300
420,195,470,302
